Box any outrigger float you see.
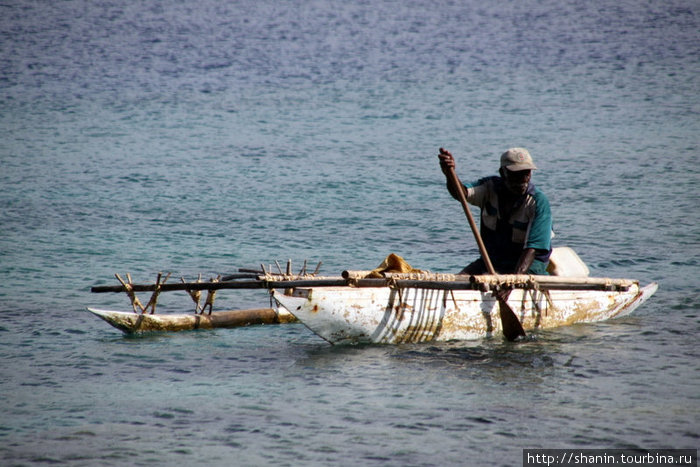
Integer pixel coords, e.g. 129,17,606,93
88,269,301,334
87,307,297,334
89,251,657,343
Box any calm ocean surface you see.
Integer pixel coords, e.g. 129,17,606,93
1,0,698,465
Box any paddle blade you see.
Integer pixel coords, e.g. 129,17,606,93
497,297,526,341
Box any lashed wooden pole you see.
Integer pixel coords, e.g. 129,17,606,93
91,275,635,294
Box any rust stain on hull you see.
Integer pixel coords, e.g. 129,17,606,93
272,282,657,345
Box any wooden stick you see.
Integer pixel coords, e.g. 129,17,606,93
92,275,634,294
142,272,171,314
220,273,261,281
342,270,462,281
444,157,525,340
444,161,495,274
182,274,203,313
114,273,145,313
471,274,635,289
239,268,264,274
200,275,220,315
92,277,347,293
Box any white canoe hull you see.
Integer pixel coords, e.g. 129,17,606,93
273,282,658,345
87,307,297,334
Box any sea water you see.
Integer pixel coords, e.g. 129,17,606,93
0,1,698,465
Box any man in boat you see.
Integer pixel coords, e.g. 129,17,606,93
438,147,552,275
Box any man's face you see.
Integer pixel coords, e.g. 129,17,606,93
502,168,531,196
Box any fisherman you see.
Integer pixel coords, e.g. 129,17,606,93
438,147,552,275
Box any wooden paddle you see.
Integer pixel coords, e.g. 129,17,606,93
444,160,527,341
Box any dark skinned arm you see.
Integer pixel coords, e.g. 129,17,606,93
514,248,536,275
439,148,537,276
438,148,467,201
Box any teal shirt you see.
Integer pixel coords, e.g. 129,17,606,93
463,176,552,270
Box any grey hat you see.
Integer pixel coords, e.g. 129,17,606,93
500,148,537,171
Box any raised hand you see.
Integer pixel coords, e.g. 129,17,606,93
438,147,456,174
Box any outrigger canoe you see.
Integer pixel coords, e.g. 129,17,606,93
272,274,657,345
89,252,657,342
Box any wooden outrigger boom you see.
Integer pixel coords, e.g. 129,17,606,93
91,273,636,294
90,276,348,294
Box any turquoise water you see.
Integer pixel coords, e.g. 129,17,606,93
1,1,698,465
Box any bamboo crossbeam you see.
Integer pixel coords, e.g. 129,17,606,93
470,274,636,290
342,270,462,281
220,273,261,281
91,274,636,293
91,277,348,293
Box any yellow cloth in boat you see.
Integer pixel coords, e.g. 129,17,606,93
367,253,425,278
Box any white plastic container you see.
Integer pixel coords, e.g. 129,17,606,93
547,247,590,277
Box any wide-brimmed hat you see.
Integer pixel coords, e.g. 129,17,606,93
500,148,537,171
